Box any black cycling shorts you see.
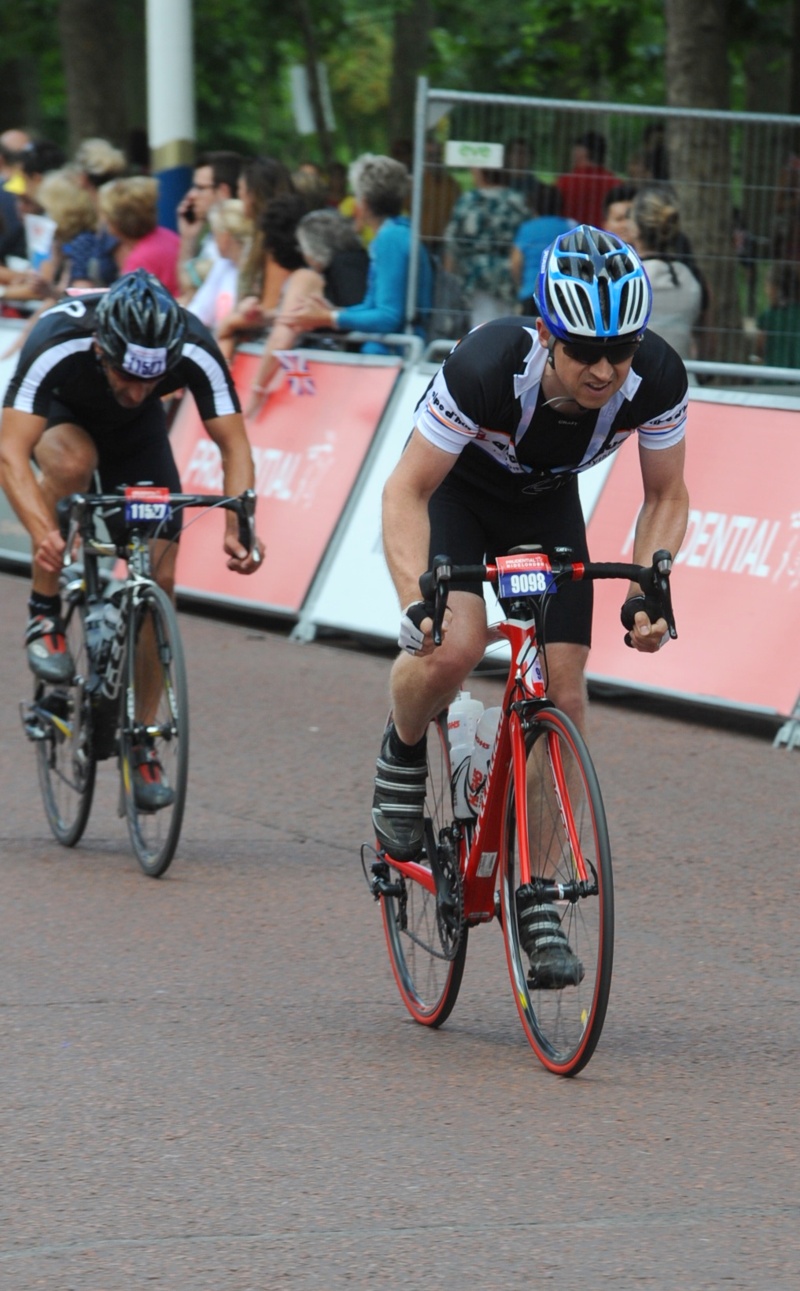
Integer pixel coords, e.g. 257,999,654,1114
46,397,183,542
428,470,593,646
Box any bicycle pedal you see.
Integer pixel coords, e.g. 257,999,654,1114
21,711,47,741
360,843,384,897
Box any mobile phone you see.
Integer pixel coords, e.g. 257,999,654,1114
183,200,197,224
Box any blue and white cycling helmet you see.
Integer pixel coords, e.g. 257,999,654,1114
535,224,652,344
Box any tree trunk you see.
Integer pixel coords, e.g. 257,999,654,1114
665,0,744,363
388,0,433,152
57,0,128,153
296,0,334,171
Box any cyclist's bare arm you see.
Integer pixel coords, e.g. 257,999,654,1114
382,429,458,650
0,407,64,572
628,440,689,651
201,411,264,573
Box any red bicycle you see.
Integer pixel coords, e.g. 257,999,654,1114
364,547,676,1076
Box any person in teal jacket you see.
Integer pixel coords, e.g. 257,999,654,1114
280,153,432,352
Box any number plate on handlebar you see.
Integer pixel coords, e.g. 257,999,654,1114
496,552,556,598
124,486,172,523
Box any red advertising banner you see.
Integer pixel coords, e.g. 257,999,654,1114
168,351,400,614
587,399,800,715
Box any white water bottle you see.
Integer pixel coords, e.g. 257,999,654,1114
466,706,502,814
448,691,484,819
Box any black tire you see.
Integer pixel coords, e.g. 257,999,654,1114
35,593,96,847
499,707,613,1076
118,584,189,878
380,713,468,1026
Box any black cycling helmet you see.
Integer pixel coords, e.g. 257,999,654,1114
95,269,187,379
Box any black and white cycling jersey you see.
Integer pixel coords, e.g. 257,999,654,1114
415,317,688,498
4,291,240,428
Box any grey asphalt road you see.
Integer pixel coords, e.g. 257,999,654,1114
1,566,798,1290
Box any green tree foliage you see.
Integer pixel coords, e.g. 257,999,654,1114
0,0,797,163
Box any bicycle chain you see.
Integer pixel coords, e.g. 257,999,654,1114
402,833,464,962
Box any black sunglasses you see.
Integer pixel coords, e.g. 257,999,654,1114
561,339,640,366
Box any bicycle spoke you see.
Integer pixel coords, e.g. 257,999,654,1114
379,713,468,1025
118,586,189,877
501,708,613,1075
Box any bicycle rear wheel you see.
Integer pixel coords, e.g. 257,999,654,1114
34,592,96,847
118,584,189,878
500,707,613,1076
380,713,468,1026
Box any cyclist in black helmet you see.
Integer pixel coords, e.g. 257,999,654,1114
0,269,264,805
372,224,690,988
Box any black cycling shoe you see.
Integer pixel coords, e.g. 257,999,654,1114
131,742,175,812
371,723,427,861
517,894,585,990
25,615,75,684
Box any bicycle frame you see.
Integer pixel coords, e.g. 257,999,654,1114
377,543,677,922
381,611,550,924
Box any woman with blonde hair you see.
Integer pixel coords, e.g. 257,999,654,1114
186,198,253,331
628,184,709,365
98,175,180,295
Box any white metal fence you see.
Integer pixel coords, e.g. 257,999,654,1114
408,79,800,391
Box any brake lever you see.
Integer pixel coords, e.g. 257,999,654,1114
237,489,259,561
623,549,677,647
421,554,452,647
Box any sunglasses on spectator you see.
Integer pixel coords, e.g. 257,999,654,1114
561,339,640,365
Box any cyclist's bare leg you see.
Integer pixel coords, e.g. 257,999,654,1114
540,642,590,735
390,591,488,745
135,538,178,724
32,422,97,597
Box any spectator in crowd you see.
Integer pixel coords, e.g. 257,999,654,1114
628,184,705,369
755,262,800,369
510,185,575,314
504,135,560,217
244,205,369,416
443,165,527,326
326,161,350,209
772,139,800,264
291,161,329,210
601,182,639,241
419,137,461,249
98,175,180,295
216,177,305,360
63,137,127,288
556,130,619,227
17,139,67,218
1,128,32,195
0,171,99,326
627,122,670,183
35,169,99,294
296,206,369,309
185,198,252,334
236,155,296,307
176,150,242,296
278,153,433,353
0,180,26,264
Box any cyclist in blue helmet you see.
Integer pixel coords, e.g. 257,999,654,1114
536,224,652,347
371,222,690,985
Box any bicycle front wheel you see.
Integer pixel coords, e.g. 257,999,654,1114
500,707,613,1076
118,585,189,878
35,593,96,847
380,713,468,1026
